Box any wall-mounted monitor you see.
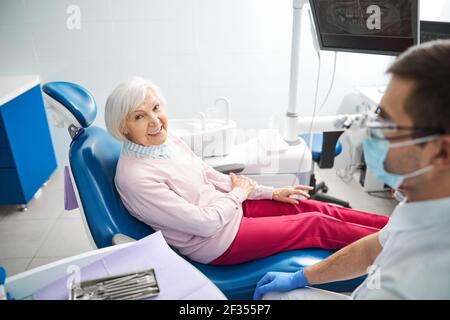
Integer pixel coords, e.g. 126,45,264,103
420,20,450,43
309,0,419,55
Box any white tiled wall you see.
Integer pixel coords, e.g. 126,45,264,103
0,0,447,166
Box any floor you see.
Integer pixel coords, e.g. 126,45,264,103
0,169,93,278
0,167,398,278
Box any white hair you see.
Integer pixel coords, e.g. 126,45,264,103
104,77,167,142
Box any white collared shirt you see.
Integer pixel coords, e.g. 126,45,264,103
122,137,178,159
352,196,450,299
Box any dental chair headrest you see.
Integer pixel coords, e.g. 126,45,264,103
42,81,97,129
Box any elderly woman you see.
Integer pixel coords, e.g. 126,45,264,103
105,77,389,265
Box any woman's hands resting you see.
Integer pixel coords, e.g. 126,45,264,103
230,173,313,204
272,185,314,204
230,173,257,197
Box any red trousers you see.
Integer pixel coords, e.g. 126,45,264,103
211,199,389,265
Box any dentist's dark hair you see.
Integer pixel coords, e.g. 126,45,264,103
387,39,450,135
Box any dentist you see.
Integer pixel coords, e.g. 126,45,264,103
254,39,450,300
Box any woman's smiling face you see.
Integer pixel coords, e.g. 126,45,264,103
122,89,168,146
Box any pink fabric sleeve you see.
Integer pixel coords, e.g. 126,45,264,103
125,178,247,238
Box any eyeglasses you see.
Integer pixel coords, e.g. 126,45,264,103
366,106,443,140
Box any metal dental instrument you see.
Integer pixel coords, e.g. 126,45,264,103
69,268,160,300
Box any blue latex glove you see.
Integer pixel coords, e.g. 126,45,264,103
0,267,5,285
0,267,14,300
0,267,6,300
253,269,309,300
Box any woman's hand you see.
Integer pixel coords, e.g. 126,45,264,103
230,173,257,197
272,185,314,204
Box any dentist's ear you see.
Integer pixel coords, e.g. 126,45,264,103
433,135,450,168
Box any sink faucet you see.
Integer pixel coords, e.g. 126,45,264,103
214,96,231,125
196,112,206,131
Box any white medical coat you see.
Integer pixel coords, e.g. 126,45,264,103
352,196,450,299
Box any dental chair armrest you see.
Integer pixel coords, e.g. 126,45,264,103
112,233,137,245
213,163,245,174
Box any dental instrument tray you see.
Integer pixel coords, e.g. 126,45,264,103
69,268,160,300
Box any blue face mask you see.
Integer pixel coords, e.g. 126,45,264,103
362,135,439,189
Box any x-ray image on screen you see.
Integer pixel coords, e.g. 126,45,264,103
309,0,418,55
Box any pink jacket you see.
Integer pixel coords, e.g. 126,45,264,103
115,134,273,263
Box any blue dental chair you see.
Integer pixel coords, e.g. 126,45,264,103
42,81,364,300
